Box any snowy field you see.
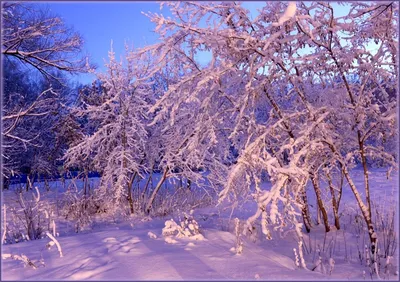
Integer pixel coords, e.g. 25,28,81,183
2,1,398,281
1,168,399,281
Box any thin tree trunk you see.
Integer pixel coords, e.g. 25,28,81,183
342,165,377,257
62,174,66,191
328,48,376,257
359,137,372,225
301,194,312,233
298,176,312,233
25,173,30,192
310,172,330,232
141,166,154,207
127,172,137,215
26,173,34,191
323,140,377,257
326,170,340,230
83,169,88,198
145,168,168,214
44,178,50,192
337,167,344,209
337,166,344,210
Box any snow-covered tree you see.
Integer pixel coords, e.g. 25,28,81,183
140,1,398,261
64,45,150,214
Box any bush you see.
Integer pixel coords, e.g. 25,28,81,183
3,187,55,244
162,212,204,240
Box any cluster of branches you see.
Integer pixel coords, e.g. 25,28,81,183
2,2,88,186
116,0,395,261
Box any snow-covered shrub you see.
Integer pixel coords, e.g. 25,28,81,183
162,213,204,240
371,199,397,259
147,231,157,239
162,219,181,237
179,212,204,240
3,187,55,244
60,189,104,233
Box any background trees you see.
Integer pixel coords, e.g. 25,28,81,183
2,2,88,186
2,2,87,82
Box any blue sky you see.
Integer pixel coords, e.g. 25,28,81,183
40,2,266,85
39,2,168,84
37,2,350,85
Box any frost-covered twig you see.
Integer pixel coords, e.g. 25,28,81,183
298,241,307,269
234,218,243,255
2,204,6,244
293,248,300,268
33,186,40,203
52,219,56,237
2,253,37,269
46,232,63,257
328,258,335,275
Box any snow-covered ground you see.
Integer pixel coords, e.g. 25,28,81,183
1,168,398,280
2,218,325,281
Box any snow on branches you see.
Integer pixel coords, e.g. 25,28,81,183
140,1,398,256
64,45,150,213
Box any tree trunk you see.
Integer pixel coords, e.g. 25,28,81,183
145,168,168,215
310,172,330,232
120,94,135,214
301,195,312,233
342,165,377,257
83,169,88,198
316,198,321,225
62,175,66,191
127,172,137,215
26,173,34,192
83,168,89,209
357,137,377,262
323,140,378,257
25,173,30,192
44,178,50,192
329,49,376,257
298,177,312,233
326,170,340,230
141,166,154,208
